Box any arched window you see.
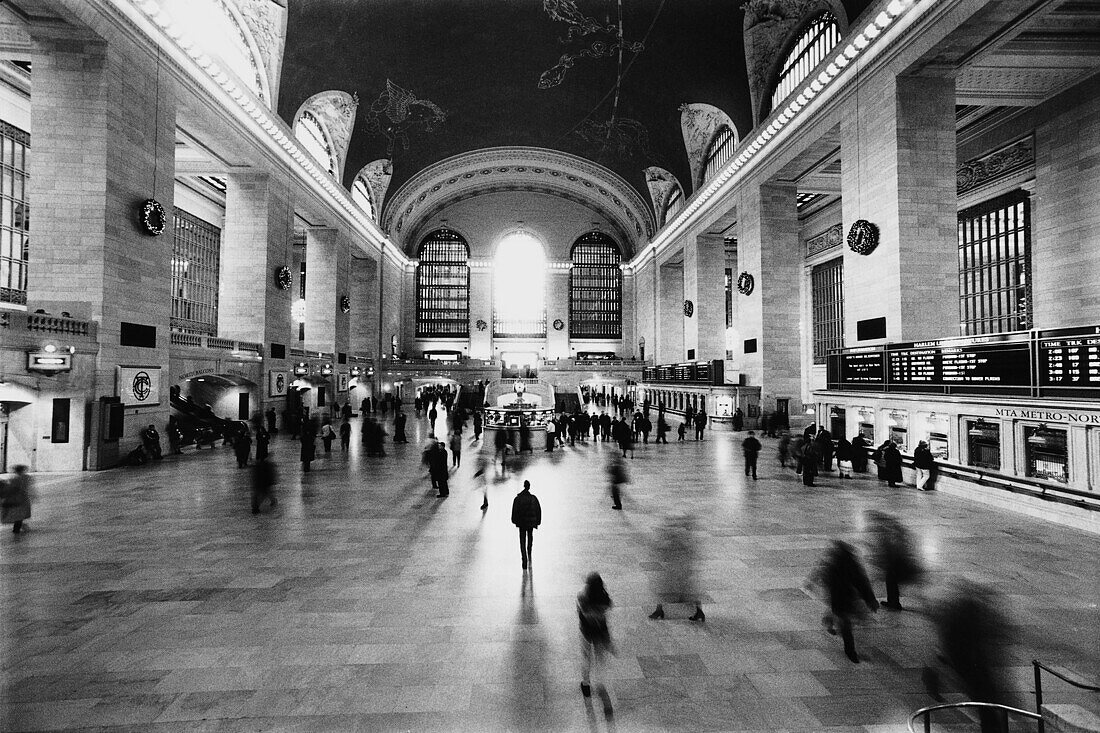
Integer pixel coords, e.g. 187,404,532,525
494,231,546,338
703,126,736,184
662,186,684,225
416,229,470,337
570,232,622,339
351,177,375,220
294,111,337,177
770,13,840,112
161,0,268,102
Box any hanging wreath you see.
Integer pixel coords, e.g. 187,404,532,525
139,199,166,236
476,319,488,331
847,219,880,256
340,295,351,314
736,271,755,295
552,318,565,331
274,265,293,290
683,300,694,318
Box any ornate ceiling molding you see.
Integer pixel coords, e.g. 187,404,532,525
644,166,681,223
382,147,655,255
232,0,287,109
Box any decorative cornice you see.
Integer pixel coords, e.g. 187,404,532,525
383,147,655,254
957,135,1033,196
805,223,843,258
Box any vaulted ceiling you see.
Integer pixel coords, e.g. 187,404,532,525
278,0,871,222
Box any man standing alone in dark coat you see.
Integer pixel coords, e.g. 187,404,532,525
742,430,762,480
511,480,542,570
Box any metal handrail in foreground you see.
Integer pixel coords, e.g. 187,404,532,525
1034,659,1100,733
908,701,1041,733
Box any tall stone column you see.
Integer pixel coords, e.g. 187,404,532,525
684,234,726,361
221,172,294,349
657,261,684,362
621,268,636,359
841,73,958,343
28,28,175,416
304,228,349,355
738,182,801,413
469,263,493,360
546,266,570,359
348,254,378,358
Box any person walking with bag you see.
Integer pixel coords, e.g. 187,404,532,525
577,572,615,717
511,480,541,569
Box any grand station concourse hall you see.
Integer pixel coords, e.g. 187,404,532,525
1,0,1100,731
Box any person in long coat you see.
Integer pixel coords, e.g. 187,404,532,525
392,411,408,443
865,510,923,610
809,541,879,663
577,572,615,716
815,427,834,471
1,465,34,534
850,434,870,473
834,436,853,479
300,427,316,472
883,441,904,487
648,513,705,622
234,430,252,468
801,442,819,486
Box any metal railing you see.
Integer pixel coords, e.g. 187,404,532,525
1034,659,1100,733
908,701,1040,732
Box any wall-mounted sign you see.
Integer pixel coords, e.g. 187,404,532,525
117,366,161,407
27,351,72,373
292,362,309,376
269,370,288,397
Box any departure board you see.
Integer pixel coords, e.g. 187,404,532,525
1037,326,1100,390
887,348,939,384
838,350,886,386
887,338,1031,388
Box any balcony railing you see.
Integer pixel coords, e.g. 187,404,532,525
169,331,262,355
0,309,97,343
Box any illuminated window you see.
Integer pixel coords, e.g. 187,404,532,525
294,111,337,177
958,191,1031,336
663,186,684,225
811,257,844,363
351,177,375,219
703,126,736,184
494,231,545,338
570,232,622,339
171,209,221,336
160,0,266,102
770,13,840,113
417,229,470,337
0,120,29,306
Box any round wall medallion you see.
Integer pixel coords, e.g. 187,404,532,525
552,318,565,331
274,265,293,290
139,199,166,236
683,300,694,317
736,271,755,295
476,319,488,331
847,219,880,256
340,295,351,314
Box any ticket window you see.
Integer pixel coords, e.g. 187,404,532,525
1024,426,1069,484
829,407,846,440
919,413,950,460
966,420,1000,469
885,410,909,451
928,432,949,461
859,422,875,442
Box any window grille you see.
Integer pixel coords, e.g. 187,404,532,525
958,191,1031,336
770,13,840,112
0,120,29,306
351,177,374,219
703,127,736,184
417,229,470,337
171,208,221,336
295,111,336,177
811,257,844,363
570,232,622,339
663,187,684,225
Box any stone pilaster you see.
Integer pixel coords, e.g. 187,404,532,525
469,265,493,360
738,182,801,413
657,261,684,362
546,266,570,359
841,73,959,343
684,235,726,361
304,228,348,354
348,255,378,358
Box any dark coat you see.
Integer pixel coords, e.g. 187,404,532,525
914,445,935,469
0,474,32,524
511,489,542,528
816,542,878,617
742,436,761,456
883,444,904,483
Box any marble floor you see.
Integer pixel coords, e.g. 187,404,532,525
1,413,1098,732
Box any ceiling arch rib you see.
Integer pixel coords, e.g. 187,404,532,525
383,147,655,257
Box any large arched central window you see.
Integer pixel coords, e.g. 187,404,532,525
416,229,470,337
494,231,545,338
570,232,622,339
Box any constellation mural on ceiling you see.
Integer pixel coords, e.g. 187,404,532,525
364,79,448,157
537,0,644,90
573,117,654,164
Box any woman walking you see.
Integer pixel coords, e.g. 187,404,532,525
577,572,615,717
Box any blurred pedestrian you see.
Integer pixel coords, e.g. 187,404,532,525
851,433,870,472
656,414,669,444
924,579,1011,733
511,480,541,569
802,441,819,486
608,452,628,510
1,465,34,534
835,436,853,479
449,430,463,467
166,416,182,455
473,448,491,510
339,417,351,451
577,572,615,716
393,411,408,443
693,410,707,440
883,441,903,487
250,454,277,514
808,540,878,663
914,440,935,490
320,420,336,454
865,510,923,610
815,427,834,472
255,423,270,461
778,431,791,468
300,425,316,472
649,513,705,622
234,428,252,468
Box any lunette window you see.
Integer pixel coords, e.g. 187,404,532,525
294,111,337,177
703,127,736,185
770,13,840,113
